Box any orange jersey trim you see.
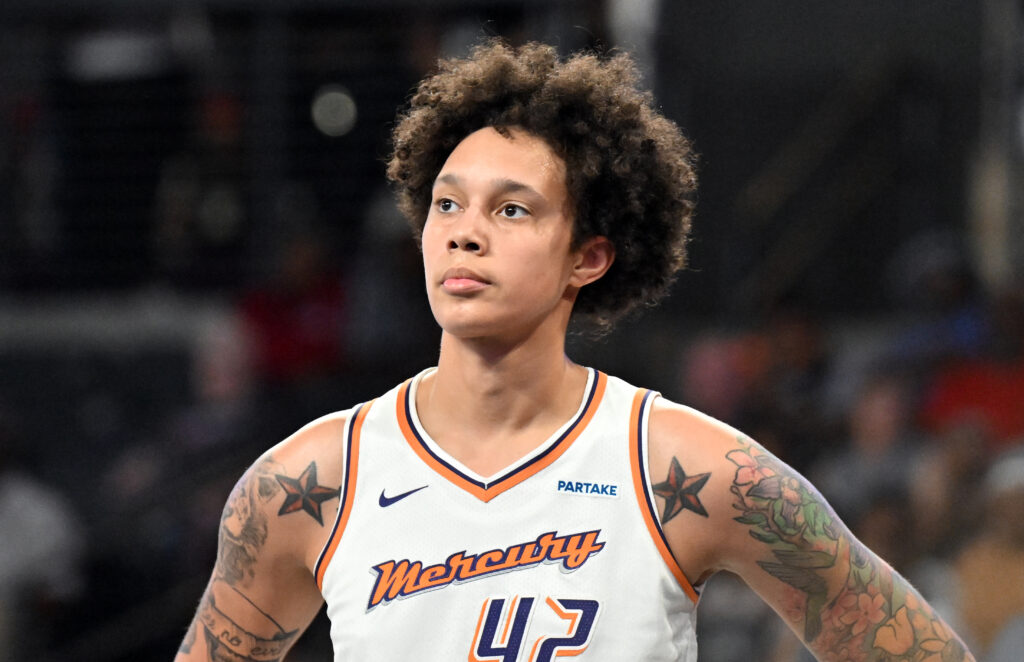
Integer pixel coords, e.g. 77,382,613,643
315,400,374,590
628,389,700,604
397,370,608,503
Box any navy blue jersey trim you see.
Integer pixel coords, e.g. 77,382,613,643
314,403,363,581
634,391,675,556
404,369,601,491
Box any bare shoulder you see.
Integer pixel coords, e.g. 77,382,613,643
645,398,756,584
246,409,352,567
648,398,821,582
647,397,745,462
175,409,351,661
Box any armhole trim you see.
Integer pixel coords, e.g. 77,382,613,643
628,389,700,604
314,399,375,590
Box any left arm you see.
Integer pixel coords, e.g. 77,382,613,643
647,401,975,662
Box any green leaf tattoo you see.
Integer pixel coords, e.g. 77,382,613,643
726,440,972,661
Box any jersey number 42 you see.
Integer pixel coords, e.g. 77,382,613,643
469,596,600,662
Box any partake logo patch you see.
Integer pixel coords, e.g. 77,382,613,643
556,479,619,498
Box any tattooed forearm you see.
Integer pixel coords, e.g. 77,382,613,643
196,580,299,662
653,457,711,522
727,441,972,661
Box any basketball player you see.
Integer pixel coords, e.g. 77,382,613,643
175,41,974,661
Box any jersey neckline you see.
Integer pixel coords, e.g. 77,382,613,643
395,367,608,502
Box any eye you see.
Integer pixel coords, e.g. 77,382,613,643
498,203,529,219
436,198,461,213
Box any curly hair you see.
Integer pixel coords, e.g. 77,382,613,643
387,39,697,329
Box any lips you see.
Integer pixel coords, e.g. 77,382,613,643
442,267,489,283
441,266,490,293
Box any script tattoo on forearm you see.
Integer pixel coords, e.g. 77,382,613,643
727,441,970,661
195,584,298,662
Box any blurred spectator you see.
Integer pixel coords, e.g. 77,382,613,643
919,288,1024,454
170,315,258,456
238,230,348,387
855,493,916,571
345,186,437,376
885,229,989,370
951,448,1024,656
678,332,769,424
810,372,922,524
908,421,991,561
0,416,84,659
736,305,833,472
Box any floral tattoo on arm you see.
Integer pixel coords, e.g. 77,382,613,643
727,441,970,662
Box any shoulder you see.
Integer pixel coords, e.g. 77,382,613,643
222,409,354,575
267,409,351,480
253,409,352,513
644,397,778,582
648,397,744,455
647,397,756,495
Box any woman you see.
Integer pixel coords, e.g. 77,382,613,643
176,40,973,662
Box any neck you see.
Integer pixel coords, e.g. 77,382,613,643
414,319,589,471
430,328,577,425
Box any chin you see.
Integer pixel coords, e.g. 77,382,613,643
439,318,506,341
434,310,516,341
431,299,560,344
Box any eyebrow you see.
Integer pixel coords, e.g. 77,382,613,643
434,173,542,200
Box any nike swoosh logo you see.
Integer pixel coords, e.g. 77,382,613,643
378,485,428,507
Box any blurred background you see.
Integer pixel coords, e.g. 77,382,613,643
0,0,1022,660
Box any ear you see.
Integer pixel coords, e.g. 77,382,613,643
568,236,615,288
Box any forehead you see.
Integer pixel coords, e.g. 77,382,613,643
436,127,567,197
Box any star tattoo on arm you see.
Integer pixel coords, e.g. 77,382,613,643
653,456,711,522
275,461,340,525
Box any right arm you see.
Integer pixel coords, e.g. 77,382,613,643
647,400,975,662
175,414,348,661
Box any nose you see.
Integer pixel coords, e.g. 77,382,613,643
446,208,487,254
448,235,482,252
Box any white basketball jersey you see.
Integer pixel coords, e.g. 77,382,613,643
315,368,701,661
